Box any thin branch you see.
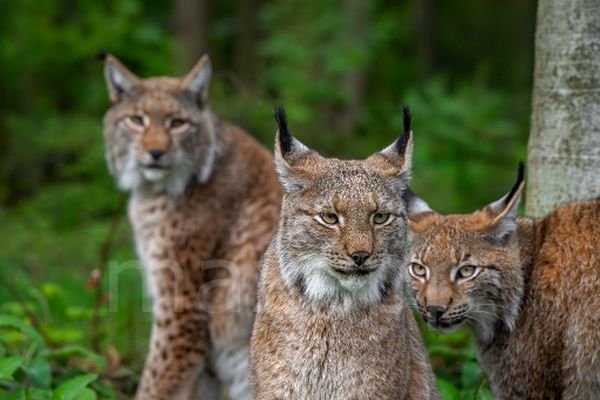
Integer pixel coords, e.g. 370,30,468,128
89,193,127,352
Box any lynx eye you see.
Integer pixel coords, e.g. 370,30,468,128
373,212,391,225
456,265,478,280
127,115,145,127
409,263,428,279
319,212,339,225
169,118,187,129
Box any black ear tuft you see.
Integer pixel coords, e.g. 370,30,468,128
96,50,108,61
395,105,412,155
506,161,525,203
273,105,292,154
402,105,411,134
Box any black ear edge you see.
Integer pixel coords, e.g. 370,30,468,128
97,50,109,61
273,105,292,155
395,105,412,155
402,105,411,135
505,161,525,204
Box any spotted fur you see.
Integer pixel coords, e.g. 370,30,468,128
102,54,282,399
250,107,439,399
405,166,600,399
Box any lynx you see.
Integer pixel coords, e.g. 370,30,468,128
404,164,600,399
102,53,282,399
250,107,439,400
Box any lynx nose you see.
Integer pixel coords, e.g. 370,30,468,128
149,149,165,161
426,305,447,321
351,251,370,266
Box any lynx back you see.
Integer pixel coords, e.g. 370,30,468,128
405,164,600,399
102,54,282,399
250,107,439,400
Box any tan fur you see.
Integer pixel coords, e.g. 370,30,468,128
250,109,439,400
405,172,600,399
102,54,282,399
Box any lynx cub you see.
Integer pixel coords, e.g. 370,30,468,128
405,164,600,399
102,54,281,399
250,107,439,400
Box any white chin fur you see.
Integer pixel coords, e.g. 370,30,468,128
116,161,193,196
281,255,390,313
142,168,168,181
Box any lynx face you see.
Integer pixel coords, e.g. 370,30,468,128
103,55,217,195
273,107,414,311
404,166,525,342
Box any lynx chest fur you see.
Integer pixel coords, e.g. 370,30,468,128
405,165,600,399
102,54,281,400
250,107,439,400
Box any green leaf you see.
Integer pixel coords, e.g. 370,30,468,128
24,387,53,400
0,357,22,379
45,327,83,344
24,357,52,388
476,387,495,400
461,360,482,389
51,374,97,400
0,315,45,347
46,345,106,371
437,378,461,400
75,388,96,400
0,377,21,392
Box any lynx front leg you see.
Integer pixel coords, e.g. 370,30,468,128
206,258,259,400
136,263,211,400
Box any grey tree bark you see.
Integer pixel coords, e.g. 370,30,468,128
526,0,600,216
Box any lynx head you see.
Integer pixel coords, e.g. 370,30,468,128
102,53,217,195
273,106,414,312
404,164,525,343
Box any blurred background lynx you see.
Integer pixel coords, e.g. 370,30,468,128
0,1,534,398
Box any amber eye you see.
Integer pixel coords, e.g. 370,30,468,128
128,115,145,127
410,263,427,278
373,212,391,225
319,212,339,225
169,118,187,129
456,265,477,280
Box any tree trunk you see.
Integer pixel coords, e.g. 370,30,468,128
526,0,600,216
173,0,211,69
234,0,261,89
416,0,434,80
332,0,368,133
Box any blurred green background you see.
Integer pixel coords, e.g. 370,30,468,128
0,0,535,398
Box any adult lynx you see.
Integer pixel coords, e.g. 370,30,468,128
250,107,439,399
404,164,600,399
102,54,281,399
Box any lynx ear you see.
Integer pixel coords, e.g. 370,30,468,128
482,162,525,242
103,54,140,103
367,106,413,192
403,188,436,233
273,106,322,193
181,54,212,106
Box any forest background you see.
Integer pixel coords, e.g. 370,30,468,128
0,0,536,398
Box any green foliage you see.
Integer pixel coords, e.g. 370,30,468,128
0,307,109,398
0,0,536,398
